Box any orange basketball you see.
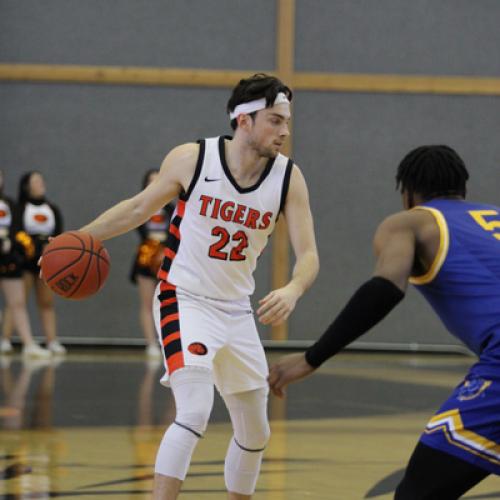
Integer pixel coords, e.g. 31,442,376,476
40,231,110,299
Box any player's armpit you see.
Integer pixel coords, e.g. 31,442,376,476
372,212,416,292
157,142,200,196
136,142,200,214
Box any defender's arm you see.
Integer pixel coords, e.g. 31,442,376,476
268,211,416,396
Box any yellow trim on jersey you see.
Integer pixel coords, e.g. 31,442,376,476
425,409,500,466
409,206,449,285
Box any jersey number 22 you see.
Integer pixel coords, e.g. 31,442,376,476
209,227,249,261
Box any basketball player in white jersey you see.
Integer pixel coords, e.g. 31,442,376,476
75,74,319,499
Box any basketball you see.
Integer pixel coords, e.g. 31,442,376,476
41,231,110,299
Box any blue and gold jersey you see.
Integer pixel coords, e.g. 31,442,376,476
410,199,500,355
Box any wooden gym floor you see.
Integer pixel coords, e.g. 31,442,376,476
0,350,499,499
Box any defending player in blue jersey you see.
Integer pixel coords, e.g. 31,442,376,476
269,145,500,498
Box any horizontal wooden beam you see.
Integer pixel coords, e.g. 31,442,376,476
0,63,263,88
293,72,500,96
0,63,499,96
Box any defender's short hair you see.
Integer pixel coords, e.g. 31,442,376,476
396,145,469,201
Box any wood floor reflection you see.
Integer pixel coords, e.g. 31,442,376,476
0,350,498,499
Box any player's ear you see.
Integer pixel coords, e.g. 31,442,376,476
236,114,252,131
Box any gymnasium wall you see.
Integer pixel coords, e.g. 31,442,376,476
1,0,499,349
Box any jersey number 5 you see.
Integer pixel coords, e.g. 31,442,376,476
469,210,500,240
209,227,249,261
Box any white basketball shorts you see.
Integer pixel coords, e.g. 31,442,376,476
153,281,269,395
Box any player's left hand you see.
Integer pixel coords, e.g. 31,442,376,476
257,283,301,325
268,352,316,398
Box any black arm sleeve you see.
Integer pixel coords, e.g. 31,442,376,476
305,277,405,368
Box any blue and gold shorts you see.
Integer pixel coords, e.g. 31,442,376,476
420,358,500,475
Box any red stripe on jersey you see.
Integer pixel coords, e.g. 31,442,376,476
161,312,179,328
169,223,181,239
162,331,180,347
160,281,176,292
164,247,176,260
167,351,185,373
161,297,177,307
158,201,184,281
158,269,170,282
176,200,186,217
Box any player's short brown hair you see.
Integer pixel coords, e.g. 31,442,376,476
227,73,292,130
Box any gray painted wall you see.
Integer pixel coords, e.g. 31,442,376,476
1,1,499,348
295,0,500,76
0,0,276,69
292,92,500,347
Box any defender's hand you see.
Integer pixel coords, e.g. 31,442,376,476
268,352,316,398
257,283,301,325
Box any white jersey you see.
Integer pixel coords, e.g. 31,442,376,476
23,202,56,236
158,136,293,301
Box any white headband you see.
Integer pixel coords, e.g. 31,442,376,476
229,92,290,120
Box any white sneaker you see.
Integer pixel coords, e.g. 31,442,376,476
48,340,67,355
0,339,13,354
22,343,52,359
145,343,161,358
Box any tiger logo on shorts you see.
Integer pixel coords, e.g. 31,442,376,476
188,342,208,356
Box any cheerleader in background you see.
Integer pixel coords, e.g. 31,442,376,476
2,171,66,354
130,169,175,358
0,169,50,357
